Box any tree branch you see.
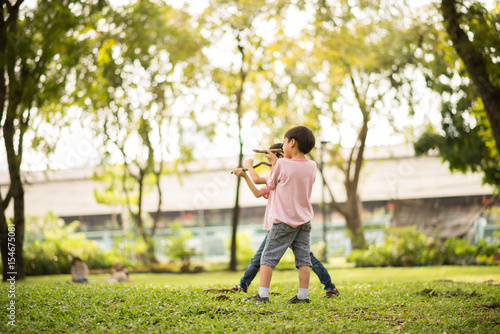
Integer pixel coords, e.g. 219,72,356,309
441,0,497,102
308,152,347,217
441,0,500,157
347,71,370,193
1,186,12,211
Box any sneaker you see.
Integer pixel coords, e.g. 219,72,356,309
324,288,340,298
242,294,270,303
230,285,247,293
287,295,310,304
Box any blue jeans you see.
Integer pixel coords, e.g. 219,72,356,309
239,233,336,291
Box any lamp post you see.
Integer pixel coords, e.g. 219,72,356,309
320,140,328,262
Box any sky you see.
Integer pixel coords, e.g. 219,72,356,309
0,0,497,172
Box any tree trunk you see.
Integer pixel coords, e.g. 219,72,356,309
134,215,156,264
339,74,370,250
441,0,500,160
229,142,244,271
1,0,26,281
344,182,366,250
229,38,247,271
134,172,157,264
0,211,11,281
229,176,242,271
0,166,26,281
145,239,156,264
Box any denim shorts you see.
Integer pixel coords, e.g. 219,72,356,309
261,222,312,269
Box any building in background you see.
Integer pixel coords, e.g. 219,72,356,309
1,145,497,261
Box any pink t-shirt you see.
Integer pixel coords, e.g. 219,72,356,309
263,158,317,231
261,177,270,199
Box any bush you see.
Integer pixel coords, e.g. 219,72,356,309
347,226,500,267
235,232,256,267
24,213,130,275
164,222,198,272
441,238,478,265
224,231,257,269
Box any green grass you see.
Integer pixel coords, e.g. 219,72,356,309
2,266,500,333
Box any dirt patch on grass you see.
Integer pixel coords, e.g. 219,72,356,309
482,279,500,286
416,288,481,298
196,307,281,317
482,302,500,310
203,288,236,293
434,279,500,286
330,308,407,326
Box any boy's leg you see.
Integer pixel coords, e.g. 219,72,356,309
238,234,268,291
260,223,298,269
259,264,273,289
310,251,336,291
289,222,312,303
243,228,288,303
298,265,310,288
258,223,299,297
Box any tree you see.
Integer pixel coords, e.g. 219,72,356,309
415,1,500,188
299,0,425,249
77,0,207,264
0,0,105,281
200,0,288,270
441,0,500,162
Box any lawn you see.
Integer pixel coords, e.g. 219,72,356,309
1,266,500,333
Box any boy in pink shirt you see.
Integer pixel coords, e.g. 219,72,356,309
247,125,316,303
232,142,339,298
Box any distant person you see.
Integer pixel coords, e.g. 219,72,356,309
71,257,89,283
114,263,130,277
104,263,130,284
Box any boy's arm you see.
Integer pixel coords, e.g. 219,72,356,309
264,151,279,189
232,168,267,198
265,150,278,175
245,159,266,184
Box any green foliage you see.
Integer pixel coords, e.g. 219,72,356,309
4,267,500,333
164,222,197,271
414,1,500,188
311,241,326,259
0,0,109,280
347,226,500,267
111,231,147,263
23,213,129,275
92,165,140,207
231,232,256,267
77,0,208,264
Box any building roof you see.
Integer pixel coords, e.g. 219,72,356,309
0,145,494,217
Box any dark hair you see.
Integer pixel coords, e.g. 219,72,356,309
269,143,284,158
284,126,315,154
72,257,82,265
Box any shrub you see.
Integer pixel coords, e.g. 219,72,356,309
224,231,257,269
164,222,198,272
235,232,256,267
442,238,478,265
24,213,129,275
347,226,500,267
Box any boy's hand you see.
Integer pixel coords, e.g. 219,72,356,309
265,150,278,165
232,168,246,177
245,159,254,168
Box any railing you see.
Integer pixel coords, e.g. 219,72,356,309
25,215,499,263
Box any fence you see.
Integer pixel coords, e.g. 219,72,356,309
80,216,390,262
